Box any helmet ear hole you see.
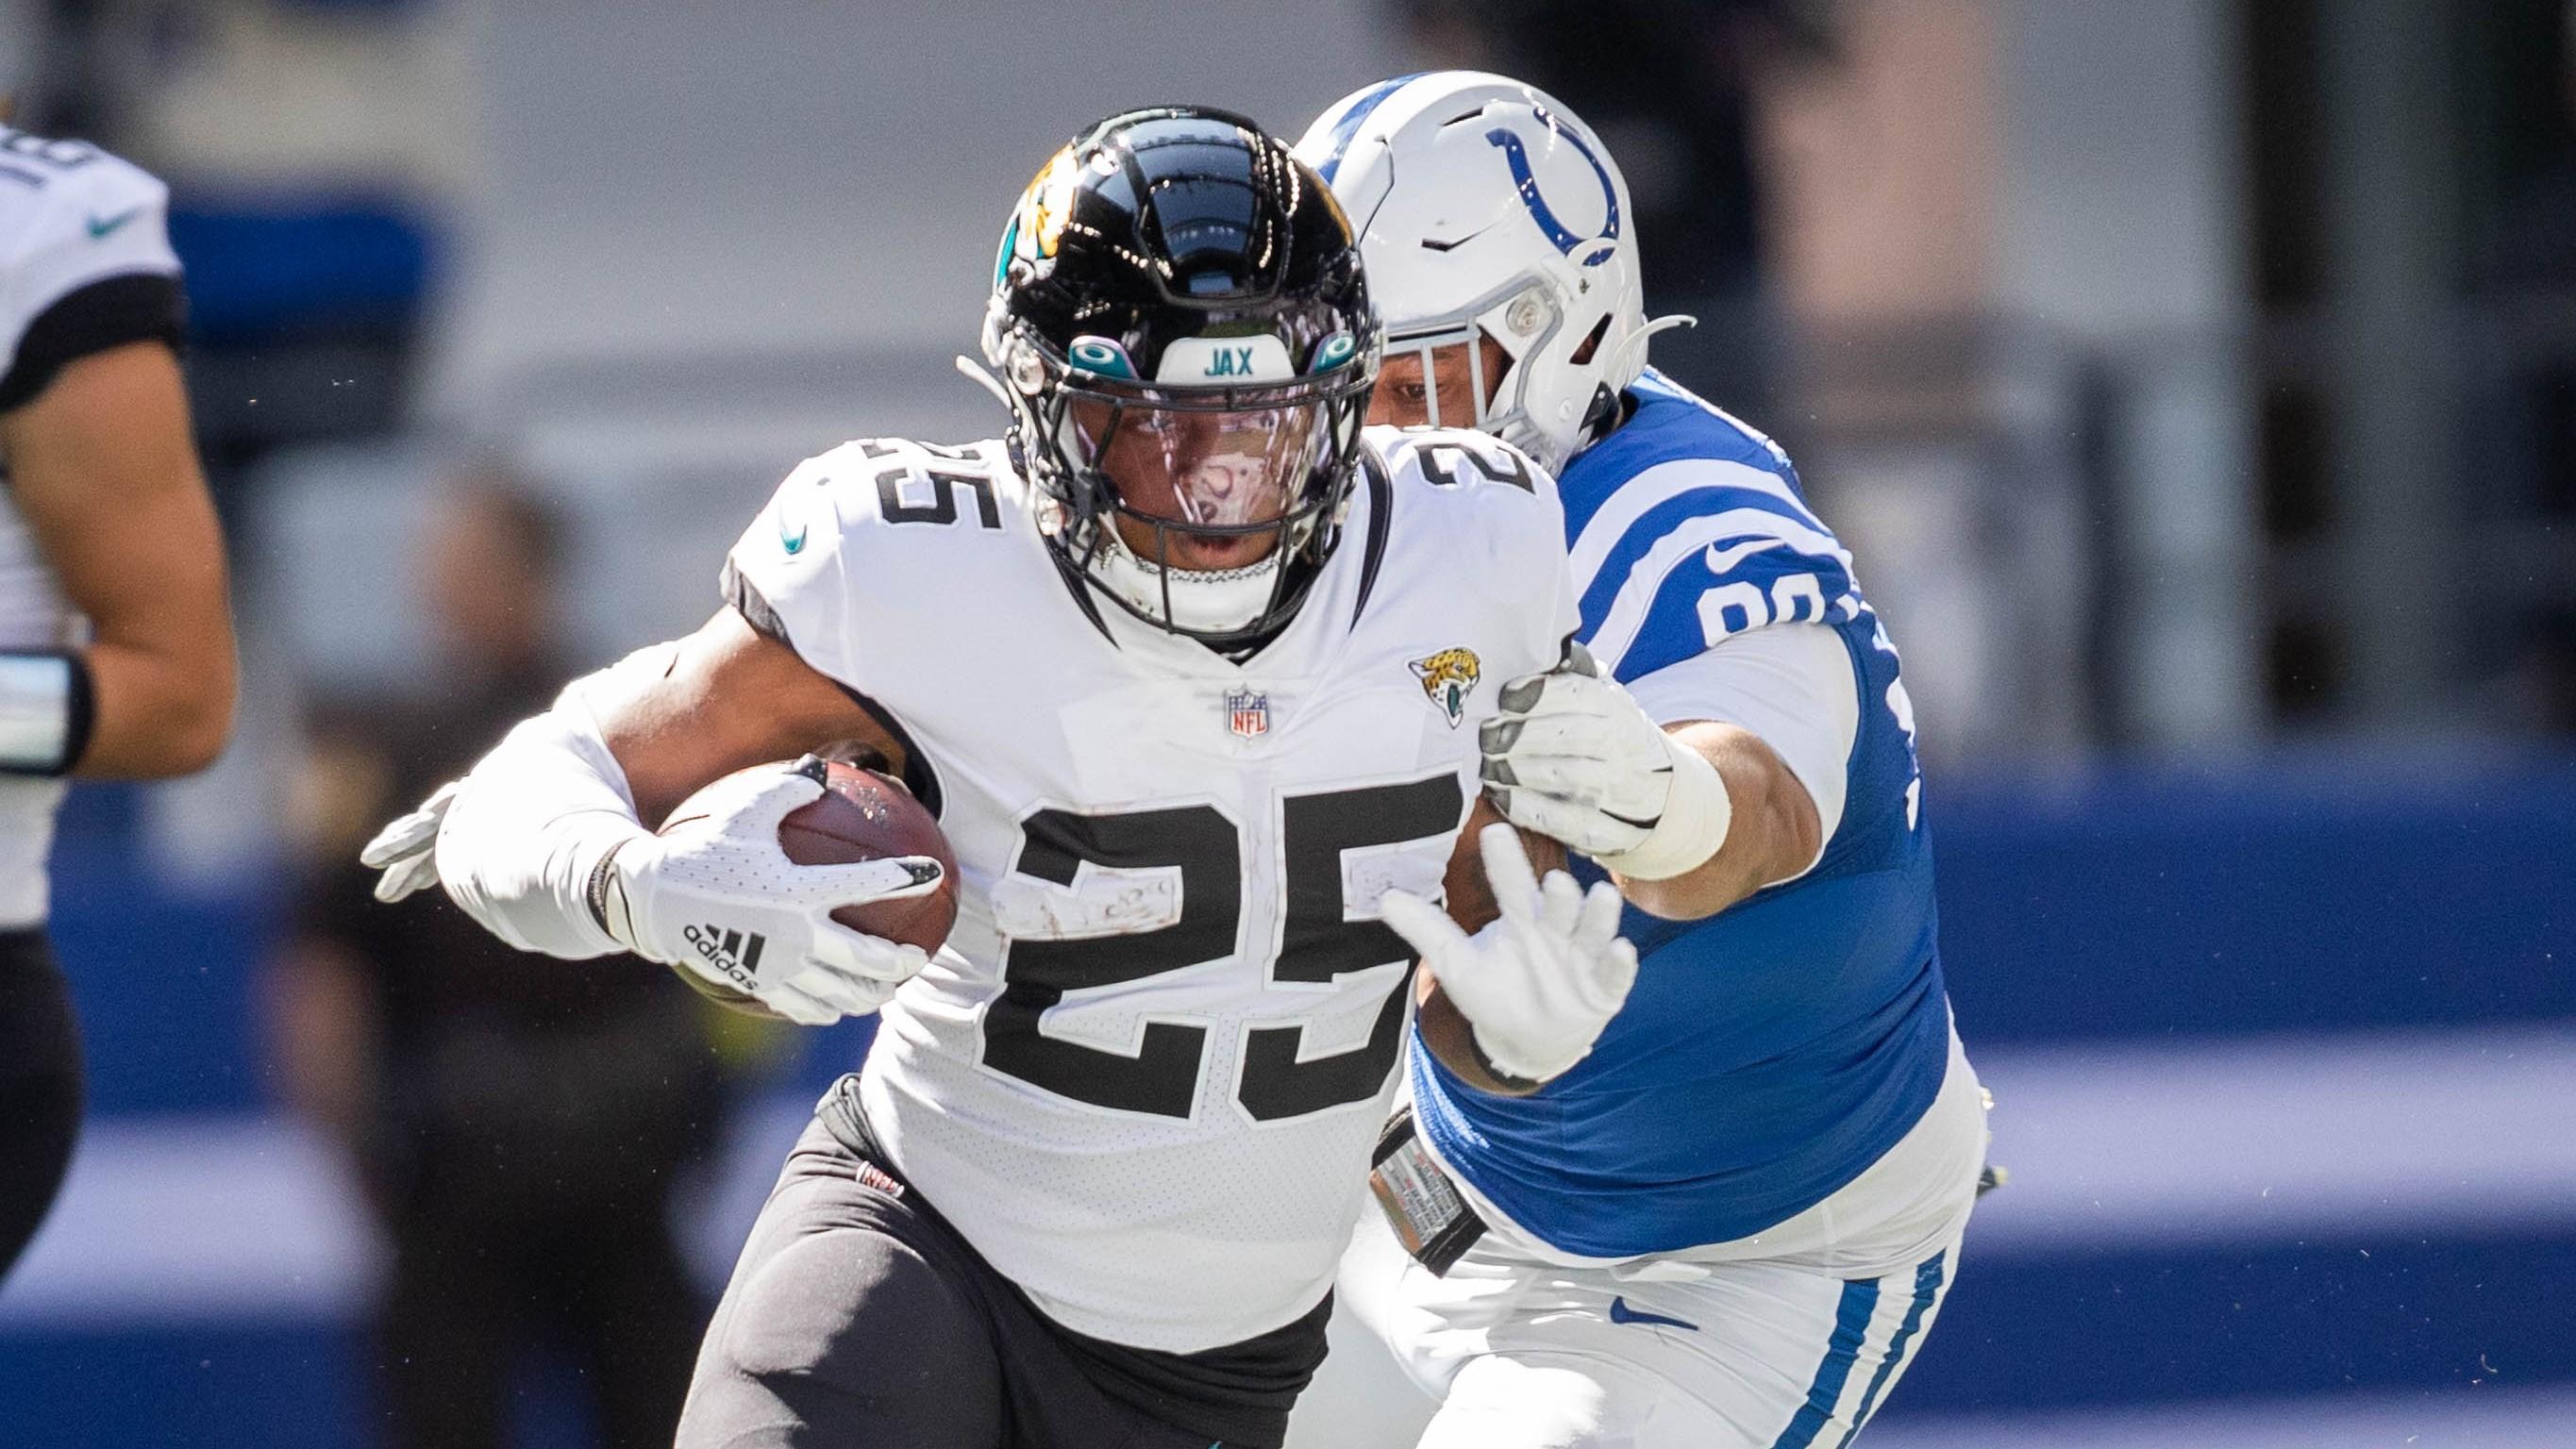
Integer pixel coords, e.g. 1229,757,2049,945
1567,312,1614,367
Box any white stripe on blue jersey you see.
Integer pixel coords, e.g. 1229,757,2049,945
1555,376,1865,684
1581,500,1859,674
1565,453,1835,589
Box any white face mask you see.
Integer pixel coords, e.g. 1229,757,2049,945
1088,530,1284,634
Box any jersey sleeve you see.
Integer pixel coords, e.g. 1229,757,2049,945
1365,424,1581,670
719,445,870,686
1462,431,1581,667
1623,622,1858,869
1564,454,1862,685
0,137,186,411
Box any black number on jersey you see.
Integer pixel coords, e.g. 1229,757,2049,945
984,773,1465,1121
0,128,99,173
985,805,1236,1116
860,440,1000,529
1409,436,1535,494
1239,774,1465,1121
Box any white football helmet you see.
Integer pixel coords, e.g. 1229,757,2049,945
1295,72,1690,474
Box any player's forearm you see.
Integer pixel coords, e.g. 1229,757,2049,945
72,469,238,777
69,631,237,777
434,690,649,960
1,342,239,777
0,633,233,779
1413,965,1545,1097
1611,722,1819,921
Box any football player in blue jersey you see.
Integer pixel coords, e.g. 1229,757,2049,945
1298,75,1989,1449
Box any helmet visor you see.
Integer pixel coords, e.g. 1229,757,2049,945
1051,370,1367,576
1064,391,1323,535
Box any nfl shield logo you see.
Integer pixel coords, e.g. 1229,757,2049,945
1227,687,1270,739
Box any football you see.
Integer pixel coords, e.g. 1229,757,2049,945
775,758,961,953
1441,794,1569,934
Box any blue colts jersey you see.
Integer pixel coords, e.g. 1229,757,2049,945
1411,369,1953,1257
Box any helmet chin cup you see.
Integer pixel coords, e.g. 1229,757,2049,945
1090,531,1290,635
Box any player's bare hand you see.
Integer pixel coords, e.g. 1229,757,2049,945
1380,823,1637,1083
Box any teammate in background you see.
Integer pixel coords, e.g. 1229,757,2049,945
0,126,237,1286
1296,75,1986,1448
358,108,1637,1449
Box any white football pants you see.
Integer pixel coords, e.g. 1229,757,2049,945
1336,1029,1986,1449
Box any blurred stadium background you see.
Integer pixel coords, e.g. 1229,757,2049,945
4,0,2573,1444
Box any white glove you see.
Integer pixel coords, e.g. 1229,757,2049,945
361,780,460,903
1379,823,1639,1083
367,758,945,1027
1480,650,1731,881
594,762,945,1026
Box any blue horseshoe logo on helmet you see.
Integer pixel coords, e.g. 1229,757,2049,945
1484,110,1621,268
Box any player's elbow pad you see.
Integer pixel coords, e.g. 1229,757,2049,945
434,690,648,960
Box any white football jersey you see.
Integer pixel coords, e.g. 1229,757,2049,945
0,130,182,925
726,426,1577,1352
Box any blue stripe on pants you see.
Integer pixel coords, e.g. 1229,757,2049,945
1835,1250,1950,1447
1769,1277,1882,1449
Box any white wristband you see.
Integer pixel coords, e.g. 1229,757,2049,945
0,651,92,775
1593,730,1732,881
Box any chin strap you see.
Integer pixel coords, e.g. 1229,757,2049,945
1603,313,1696,392
954,354,1013,410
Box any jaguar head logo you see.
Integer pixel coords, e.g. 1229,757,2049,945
997,145,1082,285
1409,647,1482,728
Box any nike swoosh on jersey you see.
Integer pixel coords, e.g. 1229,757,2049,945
1606,1296,1699,1331
1701,536,1789,575
779,519,809,556
86,207,142,240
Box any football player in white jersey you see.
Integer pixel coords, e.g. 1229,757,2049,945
0,127,237,1289
1296,75,1988,1449
358,108,1638,1449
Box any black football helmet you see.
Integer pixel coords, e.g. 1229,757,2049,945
981,106,1379,646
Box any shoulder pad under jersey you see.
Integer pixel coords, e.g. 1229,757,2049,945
720,436,1021,683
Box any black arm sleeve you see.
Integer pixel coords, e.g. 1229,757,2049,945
0,272,188,414
719,556,795,650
